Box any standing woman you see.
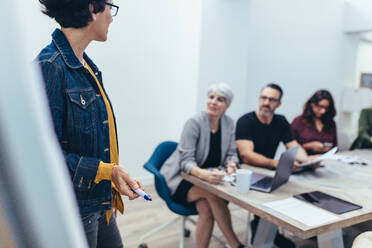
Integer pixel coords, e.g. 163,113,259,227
161,83,245,248
291,90,337,155
36,1,141,247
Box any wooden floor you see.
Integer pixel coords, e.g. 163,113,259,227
116,184,368,248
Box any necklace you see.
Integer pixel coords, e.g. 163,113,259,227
210,126,219,133
209,117,219,133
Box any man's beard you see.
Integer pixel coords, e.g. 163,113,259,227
259,106,274,119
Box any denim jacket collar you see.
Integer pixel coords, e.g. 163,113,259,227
51,28,100,72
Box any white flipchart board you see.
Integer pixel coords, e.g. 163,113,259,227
0,2,87,248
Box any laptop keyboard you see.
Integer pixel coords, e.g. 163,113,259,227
252,177,273,189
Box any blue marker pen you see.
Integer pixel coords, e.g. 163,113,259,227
134,188,152,201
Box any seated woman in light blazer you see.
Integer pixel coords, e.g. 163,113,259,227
351,108,372,150
161,83,245,248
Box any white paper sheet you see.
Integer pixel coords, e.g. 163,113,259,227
300,147,338,167
330,154,371,166
263,197,340,227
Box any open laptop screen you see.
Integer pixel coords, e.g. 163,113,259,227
270,146,299,190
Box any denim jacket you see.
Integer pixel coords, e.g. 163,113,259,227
36,29,116,214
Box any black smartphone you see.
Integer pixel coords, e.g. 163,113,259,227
294,191,362,214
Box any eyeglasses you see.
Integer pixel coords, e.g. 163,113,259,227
314,103,329,110
259,95,280,103
105,1,119,17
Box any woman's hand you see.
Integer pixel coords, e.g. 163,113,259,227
304,141,327,153
296,155,321,169
307,155,321,168
293,155,320,170
201,169,224,184
112,165,141,200
226,163,237,175
292,161,302,171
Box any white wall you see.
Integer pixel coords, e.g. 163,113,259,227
344,0,372,33
16,0,201,181
245,0,358,120
341,0,372,148
198,0,360,156
354,41,372,86
14,1,57,63
14,0,369,179
2,2,87,246
88,0,201,180
197,0,251,119
339,40,372,145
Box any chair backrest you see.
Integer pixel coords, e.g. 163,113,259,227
143,141,177,202
143,141,197,216
352,231,372,248
149,141,178,170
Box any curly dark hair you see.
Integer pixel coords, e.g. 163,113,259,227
39,0,106,28
302,89,336,132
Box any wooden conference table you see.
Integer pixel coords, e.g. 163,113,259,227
182,150,372,248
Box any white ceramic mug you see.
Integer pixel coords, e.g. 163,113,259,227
236,169,252,193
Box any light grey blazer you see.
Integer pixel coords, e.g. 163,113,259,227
160,111,239,195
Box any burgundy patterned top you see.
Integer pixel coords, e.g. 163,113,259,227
291,115,337,155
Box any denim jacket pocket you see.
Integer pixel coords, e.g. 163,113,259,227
66,87,98,131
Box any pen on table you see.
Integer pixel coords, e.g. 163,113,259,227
134,188,152,201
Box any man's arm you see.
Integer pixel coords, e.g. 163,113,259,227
285,140,322,170
236,140,278,168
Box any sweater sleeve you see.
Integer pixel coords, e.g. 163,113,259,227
94,162,115,184
38,60,101,191
291,116,302,141
223,118,239,167
178,118,200,174
358,109,372,144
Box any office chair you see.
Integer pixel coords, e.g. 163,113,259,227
139,141,225,248
352,231,372,248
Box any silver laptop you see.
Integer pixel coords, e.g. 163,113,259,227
250,146,299,193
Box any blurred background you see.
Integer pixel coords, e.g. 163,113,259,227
2,0,372,247
16,0,372,182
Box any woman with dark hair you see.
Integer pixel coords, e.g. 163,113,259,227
36,1,141,247
291,90,337,155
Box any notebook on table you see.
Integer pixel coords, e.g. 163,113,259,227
294,191,362,214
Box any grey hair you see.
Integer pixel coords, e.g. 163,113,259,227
207,82,234,105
